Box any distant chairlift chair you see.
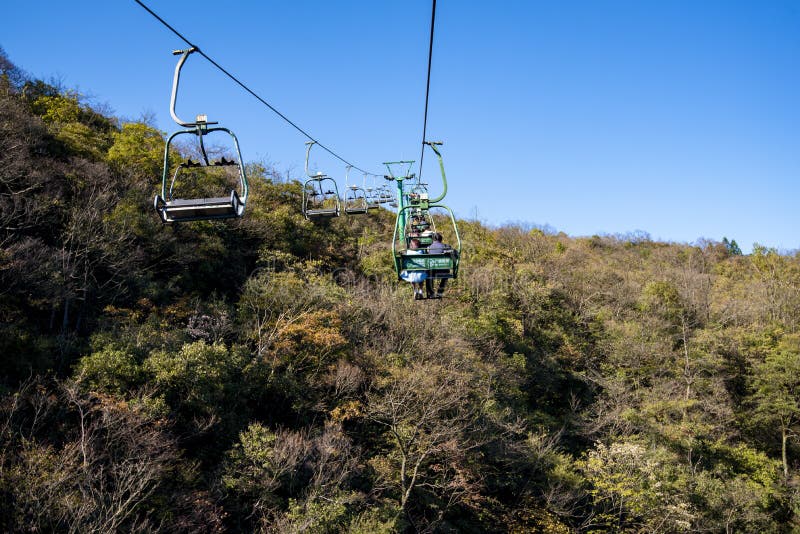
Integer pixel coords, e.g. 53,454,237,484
302,141,340,219
343,166,369,215
344,185,369,215
365,175,381,209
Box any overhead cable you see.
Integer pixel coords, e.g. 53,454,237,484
418,0,437,182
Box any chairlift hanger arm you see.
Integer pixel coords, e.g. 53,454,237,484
423,141,447,203
345,165,354,188
304,140,317,178
137,3,380,177
170,47,218,128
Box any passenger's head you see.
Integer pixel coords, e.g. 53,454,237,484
409,238,421,249
433,232,443,242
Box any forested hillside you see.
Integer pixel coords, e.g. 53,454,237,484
3,52,800,533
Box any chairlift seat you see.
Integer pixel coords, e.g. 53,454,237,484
345,207,369,215
306,207,340,218
155,190,245,223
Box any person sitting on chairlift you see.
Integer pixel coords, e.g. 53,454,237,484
426,232,448,298
407,217,422,237
399,238,427,300
428,232,447,253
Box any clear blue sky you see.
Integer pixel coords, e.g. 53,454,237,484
3,1,799,252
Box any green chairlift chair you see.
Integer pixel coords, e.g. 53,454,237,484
393,205,461,285
391,143,461,294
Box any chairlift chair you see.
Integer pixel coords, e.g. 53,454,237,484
364,173,383,209
345,186,369,215
392,142,461,293
154,48,248,223
405,209,436,248
410,182,429,197
302,141,341,219
365,187,381,209
376,185,395,204
393,204,461,281
343,166,369,215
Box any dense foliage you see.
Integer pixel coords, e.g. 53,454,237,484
2,50,800,532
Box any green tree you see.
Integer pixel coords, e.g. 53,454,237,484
751,334,800,478
222,423,310,514
144,341,245,433
722,237,743,256
580,440,693,531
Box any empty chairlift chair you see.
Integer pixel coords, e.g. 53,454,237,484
376,185,395,205
344,186,369,215
343,166,369,215
364,175,382,209
154,48,248,223
303,174,341,218
302,141,340,219
365,188,381,209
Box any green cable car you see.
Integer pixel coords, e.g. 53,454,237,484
154,48,248,223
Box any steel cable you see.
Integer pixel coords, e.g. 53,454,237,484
418,0,437,183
